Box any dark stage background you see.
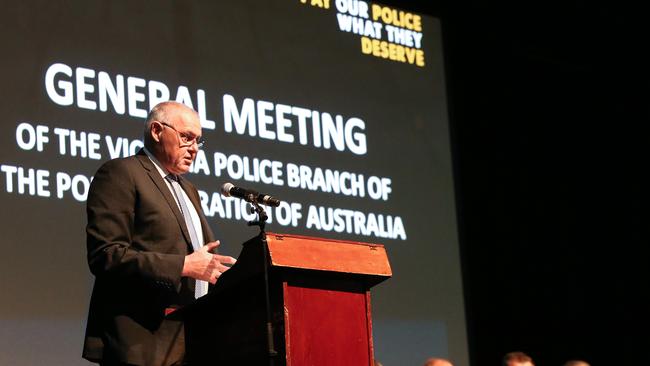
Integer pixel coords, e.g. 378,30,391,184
425,0,648,365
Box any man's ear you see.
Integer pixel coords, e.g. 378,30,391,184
150,121,163,143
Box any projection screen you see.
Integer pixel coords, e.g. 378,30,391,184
0,1,468,365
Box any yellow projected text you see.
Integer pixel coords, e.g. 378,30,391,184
361,37,425,67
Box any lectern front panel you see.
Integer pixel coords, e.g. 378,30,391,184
283,281,373,366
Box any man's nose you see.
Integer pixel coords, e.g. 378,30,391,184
187,141,199,153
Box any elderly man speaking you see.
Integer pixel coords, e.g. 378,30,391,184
83,101,236,366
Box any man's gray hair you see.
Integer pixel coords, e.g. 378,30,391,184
143,102,173,140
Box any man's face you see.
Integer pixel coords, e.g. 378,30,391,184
152,106,202,175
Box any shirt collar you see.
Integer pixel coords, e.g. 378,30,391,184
143,147,171,179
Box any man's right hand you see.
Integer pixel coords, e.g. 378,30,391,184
181,241,237,284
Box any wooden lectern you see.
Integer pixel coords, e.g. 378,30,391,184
178,232,392,365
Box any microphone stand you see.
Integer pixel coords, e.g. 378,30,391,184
246,195,277,365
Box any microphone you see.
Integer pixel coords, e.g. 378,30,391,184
220,182,281,207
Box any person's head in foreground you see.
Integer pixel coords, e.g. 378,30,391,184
503,351,534,366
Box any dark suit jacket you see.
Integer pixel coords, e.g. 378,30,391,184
83,149,214,366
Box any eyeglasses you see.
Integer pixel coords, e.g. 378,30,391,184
159,121,205,148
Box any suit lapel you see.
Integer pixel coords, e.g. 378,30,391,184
135,151,194,251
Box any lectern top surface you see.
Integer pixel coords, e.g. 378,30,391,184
265,232,393,278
